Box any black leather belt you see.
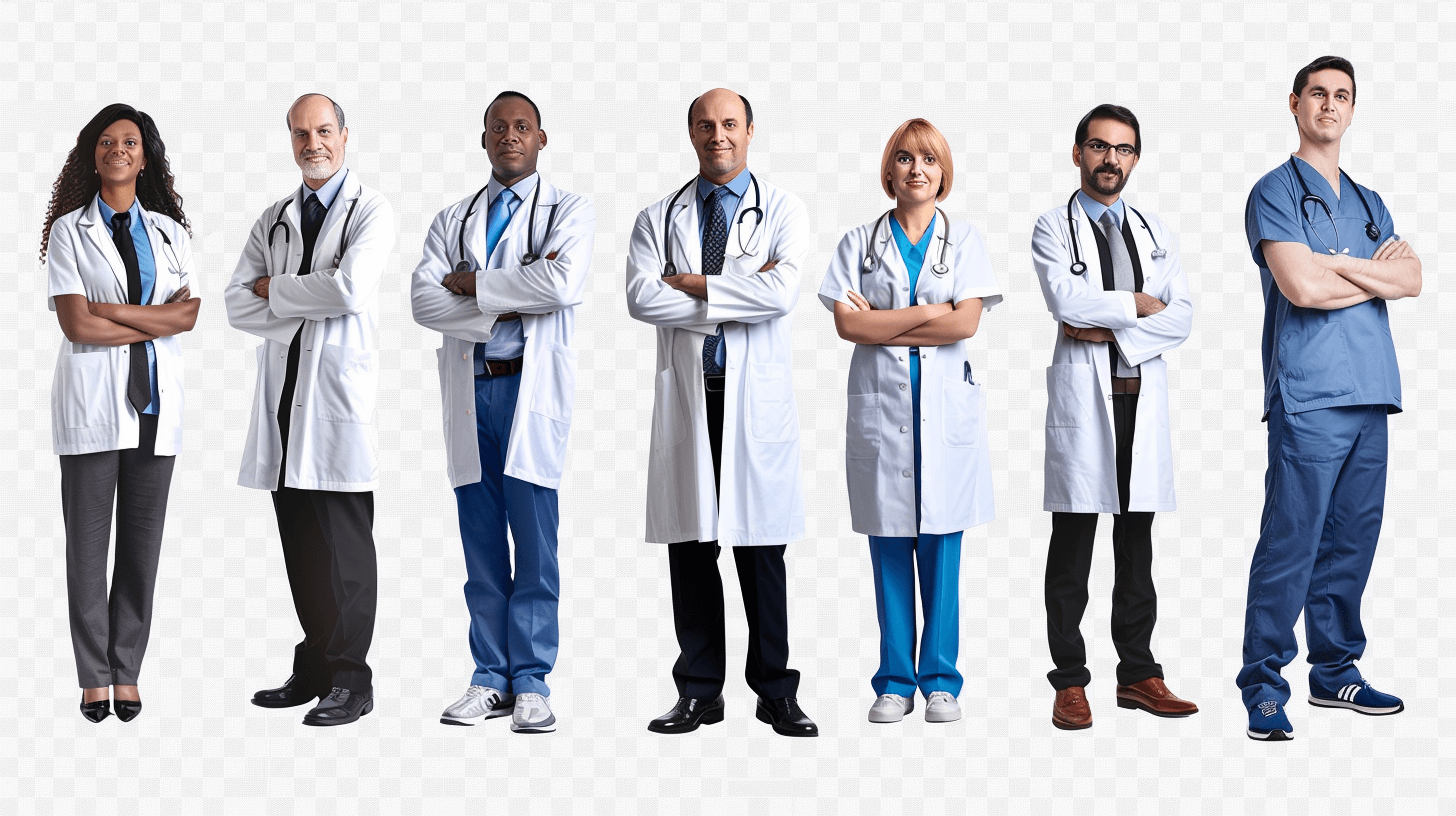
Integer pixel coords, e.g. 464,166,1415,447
1111,376,1140,395
703,373,726,393
476,355,525,378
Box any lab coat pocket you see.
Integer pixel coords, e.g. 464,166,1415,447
315,344,377,424
529,344,577,425
846,393,880,460
1046,364,1094,428
748,363,796,444
942,379,983,448
1279,321,1355,404
53,351,115,429
653,368,688,448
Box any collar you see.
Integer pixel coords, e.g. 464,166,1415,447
97,194,145,234
300,167,349,209
696,166,751,202
1077,190,1124,229
487,172,539,209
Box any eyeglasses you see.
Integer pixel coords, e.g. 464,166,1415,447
1081,140,1137,158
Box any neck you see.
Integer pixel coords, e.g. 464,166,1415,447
1078,184,1120,208
1293,137,1342,190
492,168,535,189
302,169,337,191
100,183,136,214
700,162,746,187
892,198,937,242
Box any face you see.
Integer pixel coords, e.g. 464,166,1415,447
689,89,753,182
288,95,347,183
483,97,546,184
887,146,943,206
1290,68,1355,145
1073,118,1139,199
95,120,145,188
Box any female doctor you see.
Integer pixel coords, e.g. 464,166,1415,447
41,104,200,723
818,119,1001,724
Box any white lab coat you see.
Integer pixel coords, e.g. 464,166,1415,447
1031,197,1193,513
46,199,193,457
817,214,1003,537
225,171,396,492
410,176,594,490
625,175,808,547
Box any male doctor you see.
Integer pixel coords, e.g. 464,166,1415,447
1238,57,1421,742
625,88,817,737
411,92,594,734
226,94,395,726
1031,104,1197,731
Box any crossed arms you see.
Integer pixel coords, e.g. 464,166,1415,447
1263,237,1421,309
832,293,983,346
54,288,200,346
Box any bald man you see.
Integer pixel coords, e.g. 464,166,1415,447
626,89,817,737
226,93,396,726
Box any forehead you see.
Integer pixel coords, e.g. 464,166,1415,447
693,93,746,123
1303,68,1354,96
891,128,944,161
1084,117,1136,144
98,120,142,141
486,97,537,124
289,97,339,130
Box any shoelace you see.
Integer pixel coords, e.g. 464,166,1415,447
879,694,908,708
927,692,955,705
325,687,347,702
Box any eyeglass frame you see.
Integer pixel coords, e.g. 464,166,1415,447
1080,139,1139,159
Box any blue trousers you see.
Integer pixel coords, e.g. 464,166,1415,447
868,532,964,697
1238,394,1387,708
454,372,560,696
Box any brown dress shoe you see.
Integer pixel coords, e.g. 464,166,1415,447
1052,686,1093,730
1115,677,1198,718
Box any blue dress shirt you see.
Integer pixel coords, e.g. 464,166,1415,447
696,167,752,374
97,196,159,415
475,173,538,369
1076,191,1125,231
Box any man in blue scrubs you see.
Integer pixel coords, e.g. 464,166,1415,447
1239,56,1422,741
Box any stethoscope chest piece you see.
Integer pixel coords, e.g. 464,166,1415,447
930,262,949,277
1151,248,1167,259
1365,223,1380,241
452,260,471,274
1070,260,1087,276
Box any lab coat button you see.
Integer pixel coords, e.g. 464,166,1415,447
899,383,907,391
900,426,908,433
902,286,909,292
902,469,912,478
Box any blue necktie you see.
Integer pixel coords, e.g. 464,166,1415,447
701,187,728,374
476,189,518,370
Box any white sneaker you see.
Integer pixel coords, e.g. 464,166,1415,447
511,692,556,733
868,693,914,723
439,685,513,726
924,691,961,723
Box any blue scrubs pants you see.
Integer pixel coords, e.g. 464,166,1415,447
1238,393,1387,708
454,372,560,696
868,351,964,698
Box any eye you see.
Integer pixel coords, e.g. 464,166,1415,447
923,155,936,164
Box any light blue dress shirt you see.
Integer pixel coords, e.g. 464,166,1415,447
97,195,159,415
696,167,751,375
1076,191,1124,231
301,167,348,210
475,173,538,369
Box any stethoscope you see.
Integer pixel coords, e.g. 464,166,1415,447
862,209,951,277
153,228,184,278
452,180,559,274
1065,191,1165,276
266,194,360,269
1287,156,1380,255
661,174,765,276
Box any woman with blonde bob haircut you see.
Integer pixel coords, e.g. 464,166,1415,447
818,118,1002,724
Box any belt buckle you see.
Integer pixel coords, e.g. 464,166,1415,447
703,374,726,393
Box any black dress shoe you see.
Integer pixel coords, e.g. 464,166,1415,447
115,699,143,722
80,697,111,724
302,688,374,726
252,675,327,709
647,695,725,734
755,697,818,737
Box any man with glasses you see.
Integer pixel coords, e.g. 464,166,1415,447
1238,56,1421,742
1030,104,1197,731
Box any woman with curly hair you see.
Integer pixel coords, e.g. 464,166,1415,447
42,103,200,723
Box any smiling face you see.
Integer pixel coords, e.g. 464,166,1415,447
1073,117,1140,201
483,96,546,186
689,89,753,184
94,120,145,188
288,95,347,186
1290,67,1355,146
887,147,943,207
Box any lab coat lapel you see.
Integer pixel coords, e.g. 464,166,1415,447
312,172,362,269
723,175,753,260
878,220,914,308
670,189,701,276
488,175,542,269
140,209,171,304
79,198,131,295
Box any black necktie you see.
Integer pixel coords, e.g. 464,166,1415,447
111,212,151,412
298,193,327,276
701,187,728,373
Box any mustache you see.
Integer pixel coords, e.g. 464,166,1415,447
1094,164,1122,176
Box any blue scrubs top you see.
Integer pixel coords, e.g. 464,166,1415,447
890,214,936,519
1245,157,1401,417
97,196,160,415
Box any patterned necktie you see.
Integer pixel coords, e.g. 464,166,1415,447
110,211,151,411
701,186,728,374
1098,209,1139,378
298,193,326,276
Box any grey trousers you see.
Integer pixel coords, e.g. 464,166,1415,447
59,414,175,688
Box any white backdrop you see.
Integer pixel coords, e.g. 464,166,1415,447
2,1,1451,813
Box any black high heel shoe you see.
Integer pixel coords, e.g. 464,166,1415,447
80,697,111,723
115,699,142,722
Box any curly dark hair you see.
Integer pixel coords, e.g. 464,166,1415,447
39,103,190,263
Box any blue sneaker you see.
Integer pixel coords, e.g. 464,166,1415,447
1247,699,1294,741
1309,679,1404,716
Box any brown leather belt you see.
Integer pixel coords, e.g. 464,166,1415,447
476,355,525,378
496,312,522,321
1111,376,1141,395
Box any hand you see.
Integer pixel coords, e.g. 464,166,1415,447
1063,322,1116,343
757,259,778,273
1133,292,1166,317
663,273,708,300
165,285,192,304
252,277,270,299
441,270,477,297
1373,238,1412,261
846,290,875,311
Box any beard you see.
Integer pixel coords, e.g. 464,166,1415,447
298,150,341,180
1084,162,1127,196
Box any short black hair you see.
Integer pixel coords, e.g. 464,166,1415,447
687,92,753,128
285,93,345,130
1074,104,1141,155
486,91,542,128
1293,56,1356,103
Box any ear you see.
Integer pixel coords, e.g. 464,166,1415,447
1288,92,1299,118
339,126,349,148
481,132,488,150
1072,143,1083,169
745,121,754,144
538,129,548,149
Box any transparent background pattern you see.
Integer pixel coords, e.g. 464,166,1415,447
2,1,1451,812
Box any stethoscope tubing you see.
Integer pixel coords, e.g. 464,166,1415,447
662,173,765,276
1064,190,1165,276
861,208,952,278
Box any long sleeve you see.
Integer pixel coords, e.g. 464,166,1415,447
1113,222,1193,367
1031,211,1138,329
410,206,498,343
476,195,595,314
703,193,807,325
225,208,304,344
267,195,396,321
624,207,720,335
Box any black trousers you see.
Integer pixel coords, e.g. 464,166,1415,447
1045,392,1163,690
271,327,377,695
668,379,800,701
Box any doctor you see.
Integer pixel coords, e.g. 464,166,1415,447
43,103,200,723
225,94,396,726
818,118,1001,725
1238,57,1421,742
1030,104,1197,731
412,91,594,734
625,88,817,737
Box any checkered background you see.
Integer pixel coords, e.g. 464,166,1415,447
1,1,1451,812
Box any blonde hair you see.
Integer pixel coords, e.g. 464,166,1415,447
880,118,954,201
